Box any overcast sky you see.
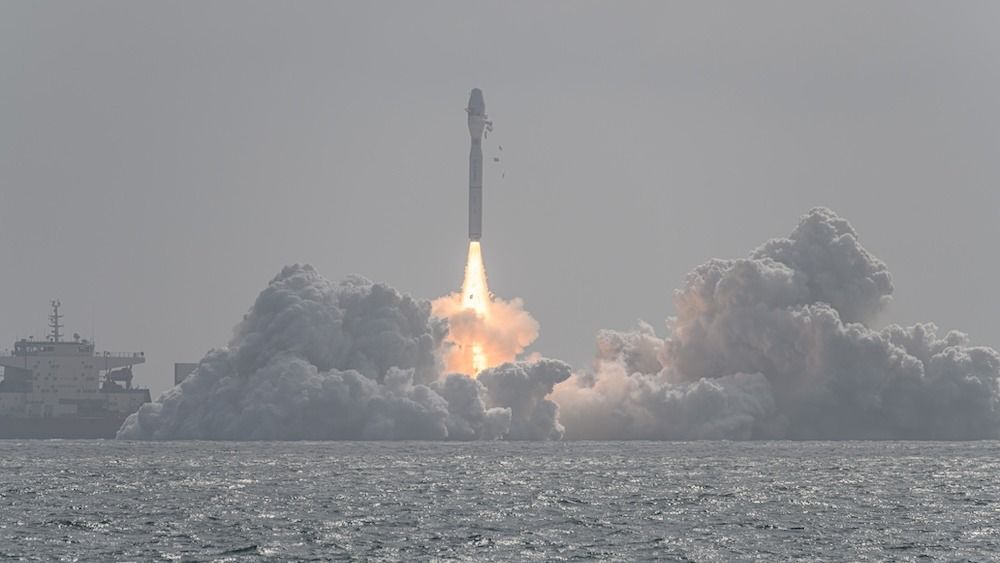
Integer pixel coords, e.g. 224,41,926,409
2,2,999,397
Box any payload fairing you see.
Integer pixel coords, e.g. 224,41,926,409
467,88,487,241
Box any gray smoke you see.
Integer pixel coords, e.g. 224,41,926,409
118,265,565,440
121,209,1000,441
553,208,1000,440
478,359,572,440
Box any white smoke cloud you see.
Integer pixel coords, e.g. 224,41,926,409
121,209,1000,441
478,359,572,440
118,265,563,440
554,208,1000,440
552,325,777,440
431,241,540,376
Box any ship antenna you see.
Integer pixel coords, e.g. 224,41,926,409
49,299,63,343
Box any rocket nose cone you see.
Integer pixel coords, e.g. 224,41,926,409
467,88,486,116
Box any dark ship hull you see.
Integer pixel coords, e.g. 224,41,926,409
0,414,129,439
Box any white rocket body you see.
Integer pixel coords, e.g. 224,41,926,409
467,89,486,241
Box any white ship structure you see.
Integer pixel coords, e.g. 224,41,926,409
0,301,150,439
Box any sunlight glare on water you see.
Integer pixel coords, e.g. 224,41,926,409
0,441,998,561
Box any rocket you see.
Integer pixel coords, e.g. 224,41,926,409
467,88,486,241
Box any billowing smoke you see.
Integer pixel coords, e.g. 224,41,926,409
432,241,539,376
554,208,1000,440
432,294,540,376
121,208,1000,441
478,359,571,440
117,265,565,440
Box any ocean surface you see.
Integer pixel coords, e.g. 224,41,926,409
0,441,997,562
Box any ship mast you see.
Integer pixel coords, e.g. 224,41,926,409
48,300,63,343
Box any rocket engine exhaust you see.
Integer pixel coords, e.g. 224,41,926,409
431,88,540,377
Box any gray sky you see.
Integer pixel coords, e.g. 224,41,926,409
2,2,999,397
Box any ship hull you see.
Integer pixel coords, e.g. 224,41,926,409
0,415,128,439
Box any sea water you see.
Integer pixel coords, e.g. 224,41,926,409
1,441,997,561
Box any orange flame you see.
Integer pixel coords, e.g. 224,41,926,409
462,242,490,318
433,241,539,377
462,241,490,372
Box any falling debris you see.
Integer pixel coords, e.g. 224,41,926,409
116,86,1000,443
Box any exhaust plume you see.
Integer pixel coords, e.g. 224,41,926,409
432,241,539,376
554,208,1000,440
118,265,561,440
118,208,1000,441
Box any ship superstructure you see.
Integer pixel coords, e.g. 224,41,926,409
0,301,150,438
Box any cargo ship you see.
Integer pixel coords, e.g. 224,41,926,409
0,301,150,439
